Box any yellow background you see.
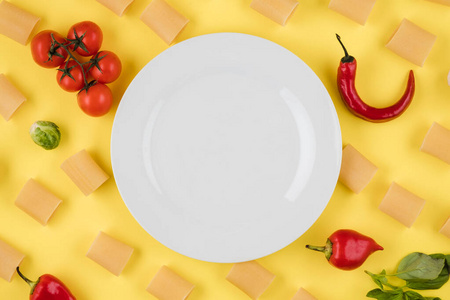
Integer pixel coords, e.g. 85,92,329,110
1,0,450,299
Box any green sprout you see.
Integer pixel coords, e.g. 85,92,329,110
29,121,61,150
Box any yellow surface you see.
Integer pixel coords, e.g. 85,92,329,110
1,0,450,299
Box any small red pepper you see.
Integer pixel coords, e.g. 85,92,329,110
336,34,415,122
17,267,76,300
305,229,383,270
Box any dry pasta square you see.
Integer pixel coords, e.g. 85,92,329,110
379,182,425,228
0,238,25,282
439,217,450,239
420,122,450,165
0,0,39,45
146,265,195,300
0,74,26,121
328,0,376,25
60,149,109,196
426,0,450,6
250,0,298,26
96,0,134,17
339,144,377,194
86,231,134,276
292,287,317,300
226,261,275,300
15,179,62,226
386,19,436,67
140,0,189,45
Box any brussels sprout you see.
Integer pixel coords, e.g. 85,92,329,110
30,121,61,150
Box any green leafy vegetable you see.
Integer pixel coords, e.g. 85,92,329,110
396,253,445,281
366,270,389,289
29,121,61,150
367,288,403,300
406,254,449,290
365,252,446,300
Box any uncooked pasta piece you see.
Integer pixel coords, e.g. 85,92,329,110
338,144,377,194
439,217,450,238
292,288,317,300
15,179,62,226
420,122,450,165
140,0,189,45
226,261,275,300
60,149,109,196
146,265,195,300
250,0,298,26
0,238,25,282
386,19,436,67
0,74,26,121
426,0,450,6
328,0,376,25
379,182,425,228
447,70,450,86
86,231,133,276
96,0,134,17
0,0,39,45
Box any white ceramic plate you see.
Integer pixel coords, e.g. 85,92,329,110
111,33,341,263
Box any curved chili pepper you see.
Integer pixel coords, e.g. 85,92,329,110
17,267,76,300
336,34,415,122
306,229,383,270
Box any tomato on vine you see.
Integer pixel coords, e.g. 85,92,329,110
77,83,113,117
88,51,122,84
67,21,103,56
56,60,86,92
31,30,68,68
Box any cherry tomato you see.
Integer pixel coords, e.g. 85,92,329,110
56,60,86,92
88,51,122,83
77,83,113,117
31,30,68,68
67,21,103,56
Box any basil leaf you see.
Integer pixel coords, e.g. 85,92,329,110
397,253,445,281
404,291,440,300
366,288,403,300
366,270,388,289
404,291,425,300
406,254,449,290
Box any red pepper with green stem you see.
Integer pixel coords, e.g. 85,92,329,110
336,34,415,122
17,267,76,300
306,229,383,270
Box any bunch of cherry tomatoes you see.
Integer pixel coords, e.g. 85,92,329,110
30,21,122,117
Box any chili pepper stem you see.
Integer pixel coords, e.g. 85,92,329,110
335,34,354,63
305,239,333,261
16,267,39,295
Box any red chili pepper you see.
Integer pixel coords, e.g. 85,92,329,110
17,267,76,300
305,229,383,270
336,34,415,122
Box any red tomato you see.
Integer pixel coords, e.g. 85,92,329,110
31,30,68,68
77,83,113,117
88,51,122,83
67,21,103,56
56,60,86,92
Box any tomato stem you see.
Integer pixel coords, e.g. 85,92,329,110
50,33,89,87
